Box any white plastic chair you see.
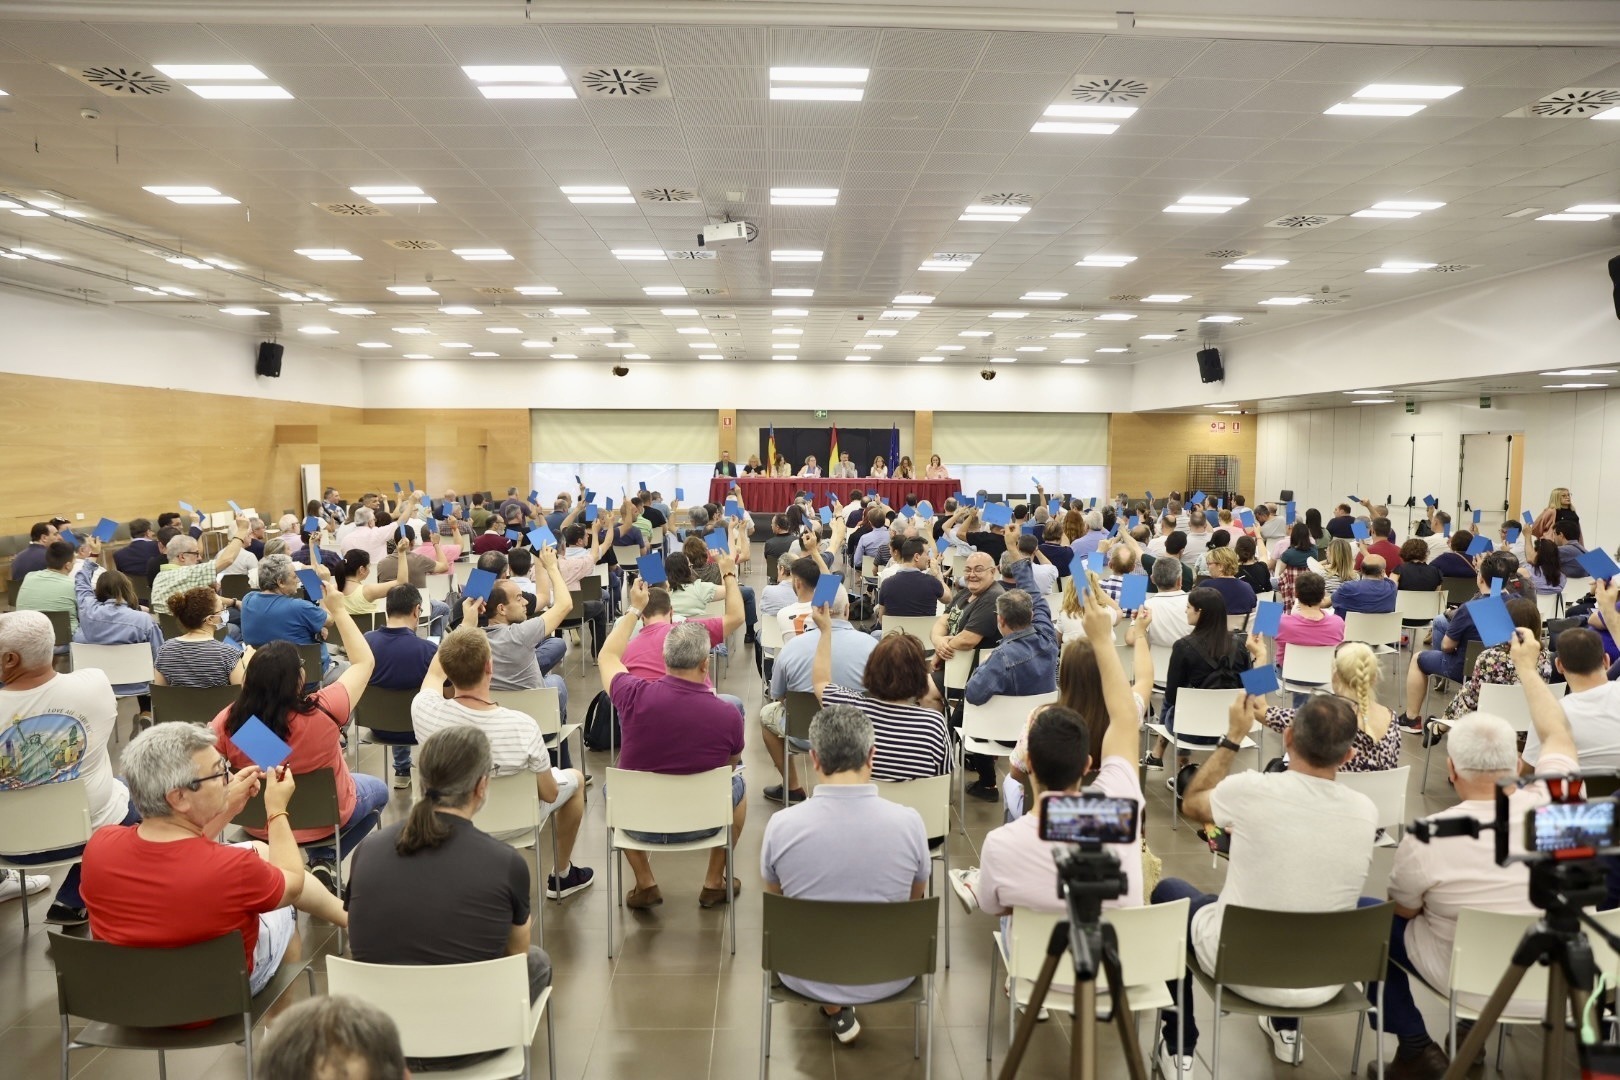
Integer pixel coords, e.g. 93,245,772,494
424,572,452,603
881,615,939,655
604,766,736,958
959,691,1054,828
327,953,555,1080
494,687,585,786
1476,680,1568,736
877,774,955,967
1279,644,1335,695
1336,765,1410,847
1394,589,1444,655
68,642,154,686
473,771,560,939
452,560,475,588
0,779,92,930
1342,610,1402,654
758,614,784,696
1145,687,1259,829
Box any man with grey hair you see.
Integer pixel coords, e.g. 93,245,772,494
150,515,251,614
257,995,407,1080
601,580,747,910
80,723,347,998
1365,629,1576,1078
1142,556,1193,648
0,610,139,924
345,494,419,567
760,703,930,1045
242,553,340,680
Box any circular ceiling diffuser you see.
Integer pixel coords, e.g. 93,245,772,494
580,68,662,96
1068,77,1152,104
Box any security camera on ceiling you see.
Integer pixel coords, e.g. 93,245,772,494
697,220,751,247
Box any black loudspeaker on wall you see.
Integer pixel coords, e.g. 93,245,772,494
255,341,284,378
1608,253,1619,320
1196,346,1224,384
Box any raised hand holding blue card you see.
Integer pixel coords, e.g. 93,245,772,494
1466,535,1492,557
1471,595,1516,647
294,568,324,600
1240,666,1280,698
304,515,321,534
92,517,118,542
812,573,842,608
705,528,729,553
229,716,292,771
1087,551,1106,573
584,504,599,523
462,568,497,603
527,525,556,550
819,506,832,525
1577,547,1620,582
1351,520,1370,541
1252,600,1283,638
1118,574,1148,611
637,553,667,585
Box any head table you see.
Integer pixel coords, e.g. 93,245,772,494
705,477,958,511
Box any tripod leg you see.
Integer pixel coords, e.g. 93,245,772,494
1441,963,1536,1080
1100,937,1150,1080
996,948,1066,1080
1074,979,1096,1080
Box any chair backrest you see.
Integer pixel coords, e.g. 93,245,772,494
347,610,382,634
1149,644,1172,685
355,685,417,735
962,692,1056,743
1476,680,1568,734
705,598,726,620
1107,898,1192,988
326,953,531,1059
494,686,562,738
880,615,938,652
69,642,155,685
49,931,251,1028
574,575,603,603
423,572,452,602
1211,902,1393,988
605,766,733,834
0,778,93,855
45,609,72,647
4,575,21,610
875,774,952,837
1534,590,1560,620
762,893,938,985
150,683,239,725
1281,644,1335,686
612,545,643,569
1442,577,1479,606
943,646,995,692
219,574,251,600
1450,908,1548,1001
1341,610,1401,648
1395,588,1444,623
1562,575,1592,602
783,691,819,740
294,642,325,679
1336,766,1409,835
1170,687,1240,740
861,555,877,579
452,561,475,588
232,766,339,831
473,771,543,837
1463,639,1486,680
759,612,784,653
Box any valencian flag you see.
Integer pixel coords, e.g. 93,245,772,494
829,423,839,465
767,424,777,469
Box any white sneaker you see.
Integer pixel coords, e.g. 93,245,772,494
1156,1039,1196,1078
1257,1015,1301,1064
0,871,50,903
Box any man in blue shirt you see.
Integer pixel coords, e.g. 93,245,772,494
961,557,1057,800
240,554,332,678
364,584,439,787
1331,556,1398,615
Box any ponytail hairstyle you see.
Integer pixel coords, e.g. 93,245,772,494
1331,641,1380,728
664,551,696,590
397,726,492,855
336,549,370,592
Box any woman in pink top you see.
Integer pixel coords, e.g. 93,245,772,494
211,590,385,894
1274,570,1344,665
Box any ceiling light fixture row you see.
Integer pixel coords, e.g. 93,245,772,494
1324,83,1460,117
154,64,292,100
769,67,868,102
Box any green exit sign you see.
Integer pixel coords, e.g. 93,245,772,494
813,410,829,419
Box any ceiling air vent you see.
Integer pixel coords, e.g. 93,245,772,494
930,252,978,263
1264,214,1341,230
56,65,172,96
669,250,717,260
1205,249,1249,259
475,287,517,295
978,192,1034,206
702,312,737,320
387,238,443,250
321,202,388,217
1427,264,1477,273
1525,88,1620,118
689,287,726,295
576,67,669,98
641,187,696,202
1067,76,1155,104
1052,316,1091,324
1307,298,1344,305
1109,294,1141,302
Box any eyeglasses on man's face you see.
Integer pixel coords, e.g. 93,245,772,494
182,757,233,792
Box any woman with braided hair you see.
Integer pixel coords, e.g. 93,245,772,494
1264,640,1401,772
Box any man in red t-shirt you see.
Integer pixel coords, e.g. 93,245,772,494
81,724,348,997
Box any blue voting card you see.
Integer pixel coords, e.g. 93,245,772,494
1119,574,1148,611
1087,551,1107,573
1030,475,1041,488
59,529,77,548
1128,514,1141,530
605,497,615,512
574,474,581,485
584,504,599,523
227,499,242,515
936,537,950,555
528,489,539,504
179,500,195,513
1191,490,1205,505
1285,501,1296,525
1351,520,1370,541
393,482,402,493
1466,535,1492,557
982,502,1014,527
528,525,556,549
397,522,411,538
1241,666,1280,698
900,505,916,518
1252,600,1283,638
867,488,879,499
636,553,667,585
1577,547,1620,582
1049,499,1062,516
1473,509,1482,525
1506,526,1521,545
1444,521,1453,538
819,505,833,525
462,568,497,603
1471,595,1516,648
1522,510,1535,527
917,503,935,520
1237,509,1255,528
1424,494,1436,507
585,489,596,502
1023,523,1043,537
294,569,323,601
424,517,438,534
303,515,321,534
1349,495,1360,504
812,573,842,608
229,716,292,771
1089,497,1098,509
505,529,522,543
705,528,730,553
1145,490,1152,500
434,501,449,520
1489,577,1504,597
675,487,685,502
826,491,839,504
1216,496,1225,509
724,500,745,520
92,517,118,542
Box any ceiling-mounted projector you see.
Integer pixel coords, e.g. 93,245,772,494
697,220,750,246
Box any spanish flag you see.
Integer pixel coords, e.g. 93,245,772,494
829,423,839,465
767,424,777,468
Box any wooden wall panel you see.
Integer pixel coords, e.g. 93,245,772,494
1108,411,1259,501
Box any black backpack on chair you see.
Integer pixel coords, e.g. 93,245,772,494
582,690,619,752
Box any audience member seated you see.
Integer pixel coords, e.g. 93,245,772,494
1356,517,1405,572
481,548,573,723
1519,537,1566,595
759,703,930,1045
1550,518,1590,581
243,554,338,679
151,521,249,615
1333,554,1399,614
874,537,945,619
600,598,746,910
1425,598,1549,744
257,995,406,1080
411,624,593,900
112,518,159,578
376,527,452,635
17,540,79,635
212,593,385,893
853,505,892,578
1154,694,1376,1074
1196,546,1257,616
1142,557,1193,646
8,521,59,581
0,610,140,925
618,572,745,713
1317,537,1355,601
71,552,162,727
152,585,246,688
761,592,878,800
336,550,401,616
931,551,1004,686
1146,589,1264,772
346,725,554,1065
1275,571,1345,668
1400,551,1519,733
1430,530,1477,579
1265,641,1399,772
1325,502,1357,540
1521,621,1620,771
1372,630,1573,1079
81,723,347,998
364,584,440,788
1392,539,1443,594
666,551,721,620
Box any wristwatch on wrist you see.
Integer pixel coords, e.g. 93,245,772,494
1217,736,1243,753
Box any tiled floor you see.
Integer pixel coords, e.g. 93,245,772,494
0,568,1583,1078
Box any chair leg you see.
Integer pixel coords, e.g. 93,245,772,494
986,935,998,1061
1211,985,1222,1080
546,1001,558,1080
58,1015,70,1080
925,979,935,1078
19,870,30,930
913,1002,920,1057
760,971,773,1076
159,1048,168,1080
606,830,615,959
726,832,736,956
942,847,951,970
1376,980,1386,1080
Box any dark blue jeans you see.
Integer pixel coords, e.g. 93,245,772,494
1153,877,1298,1055
5,797,141,910
1362,900,1423,1039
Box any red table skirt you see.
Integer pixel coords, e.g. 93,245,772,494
707,477,956,510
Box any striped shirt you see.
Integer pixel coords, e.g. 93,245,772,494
411,690,548,776
821,684,949,782
154,637,242,688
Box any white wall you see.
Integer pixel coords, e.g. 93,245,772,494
0,287,362,404
1128,253,1620,412
1255,389,1620,549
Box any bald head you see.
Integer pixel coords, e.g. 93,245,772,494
1361,555,1387,578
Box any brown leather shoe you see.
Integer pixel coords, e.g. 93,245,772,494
626,884,663,909
1368,1042,1449,1080
699,878,742,908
